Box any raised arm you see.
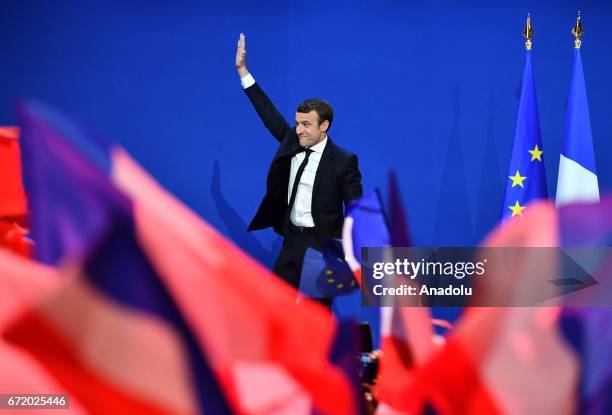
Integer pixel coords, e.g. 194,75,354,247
235,33,250,79
236,33,292,142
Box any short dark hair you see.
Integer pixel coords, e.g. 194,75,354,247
296,98,334,130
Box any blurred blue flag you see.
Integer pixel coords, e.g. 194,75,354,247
556,46,600,206
501,49,547,220
559,196,612,414
335,189,390,347
345,189,390,264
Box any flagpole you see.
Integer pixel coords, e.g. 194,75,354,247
572,11,583,49
523,13,534,50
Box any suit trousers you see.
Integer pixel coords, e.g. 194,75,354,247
272,226,332,308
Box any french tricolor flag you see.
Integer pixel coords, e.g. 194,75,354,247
3,101,358,415
375,201,580,415
556,45,600,206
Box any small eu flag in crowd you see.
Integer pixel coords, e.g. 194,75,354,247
299,240,358,299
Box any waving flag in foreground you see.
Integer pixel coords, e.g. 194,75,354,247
0,127,27,218
0,250,93,413
376,200,580,414
342,189,389,284
0,127,32,257
299,241,358,300
374,196,612,414
341,179,438,414
4,101,357,415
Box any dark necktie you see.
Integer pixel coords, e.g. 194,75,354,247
284,149,313,232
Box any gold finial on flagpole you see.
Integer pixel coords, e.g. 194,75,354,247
523,14,534,50
572,11,584,49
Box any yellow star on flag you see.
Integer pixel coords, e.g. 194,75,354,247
509,200,526,217
528,144,543,161
509,170,527,188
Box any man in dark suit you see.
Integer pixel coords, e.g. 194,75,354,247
235,33,363,291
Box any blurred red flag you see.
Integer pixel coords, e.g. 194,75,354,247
112,149,358,414
375,201,579,415
0,127,32,257
0,249,90,413
4,144,357,415
0,127,27,217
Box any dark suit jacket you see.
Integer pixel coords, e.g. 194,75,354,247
244,82,363,242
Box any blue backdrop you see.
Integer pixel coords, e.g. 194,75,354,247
2,1,611,269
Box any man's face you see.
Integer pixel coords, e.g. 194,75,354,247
295,110,328,148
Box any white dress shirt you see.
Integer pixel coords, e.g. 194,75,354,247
241,73,325,227
288,137,327,227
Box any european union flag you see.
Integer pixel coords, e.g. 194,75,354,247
299,240,358,299
501,47,547,220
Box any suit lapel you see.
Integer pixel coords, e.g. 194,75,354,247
273,134,301,162
312,138,334,197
